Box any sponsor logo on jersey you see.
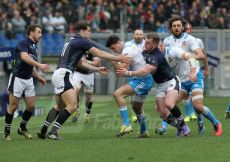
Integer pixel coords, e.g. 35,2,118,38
168,56,173,63
182,41,187,48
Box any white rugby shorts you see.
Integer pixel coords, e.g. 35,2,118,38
7,73,35,97
72,71,94,93
52,68,75,94
156,76,181,97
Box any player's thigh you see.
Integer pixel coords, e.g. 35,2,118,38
56,95,66,111
61,88,77,111
165,90,179,109
156,97,169,118
177,91,188,104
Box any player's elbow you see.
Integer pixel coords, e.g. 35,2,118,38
194,50,205,60
196,53,205,60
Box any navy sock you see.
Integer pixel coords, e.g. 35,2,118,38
51,108,71,133
170,106,185,126
41,107,59,134
4,111,13,134
86,101,93,114
20,109,33,130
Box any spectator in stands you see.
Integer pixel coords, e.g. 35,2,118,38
218,7,230,28
154,2,166,23
217,16,228,29
0,11,14,40
207,12,218,28
42,10,54,34
52,10,66,34
156,20,168,33
1,0,230,33
107,2,120,32
11,10,26,34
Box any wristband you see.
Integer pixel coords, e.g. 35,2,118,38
129,71,132,76
125,71,132,76
87,60,93,64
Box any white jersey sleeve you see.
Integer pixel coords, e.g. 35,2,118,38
187,35,200,51
196,38,204,49
122,45,146,71
122,46,137,58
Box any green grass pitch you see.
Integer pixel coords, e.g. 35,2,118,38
0,95,230,162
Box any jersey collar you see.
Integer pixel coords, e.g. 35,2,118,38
74,33,82,38
172,32,185,39
27,36,37,44
146,47,160,54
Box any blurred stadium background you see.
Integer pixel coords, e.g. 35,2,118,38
0,0,230,96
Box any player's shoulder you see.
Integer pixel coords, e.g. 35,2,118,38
163,35,174,45
163,35,172,42
124,40,134,48
16,38,29,49
123,41,137,51
72,36,93,47
19,38,29,45
184,33,196,41
196,37,203,43
122,45,137,56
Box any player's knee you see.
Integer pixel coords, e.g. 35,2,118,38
26,106,35,111
65,100,78,112
113,91,119,99
164,102,174,110
8,104,19,113
70,104,78,113
193,102,203,112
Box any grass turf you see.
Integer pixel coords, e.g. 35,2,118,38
0,95,229,162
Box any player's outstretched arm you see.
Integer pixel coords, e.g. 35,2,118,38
116,64,155,77
89,47,130,64
76,60,109,75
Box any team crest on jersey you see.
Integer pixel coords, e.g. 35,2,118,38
168,56,173,63
182,41,187,48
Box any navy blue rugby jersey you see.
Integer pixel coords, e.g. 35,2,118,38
12,37,38,79
57,34,93,72
142,47,175,83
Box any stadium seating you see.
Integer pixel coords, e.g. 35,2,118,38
42,33,64,55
